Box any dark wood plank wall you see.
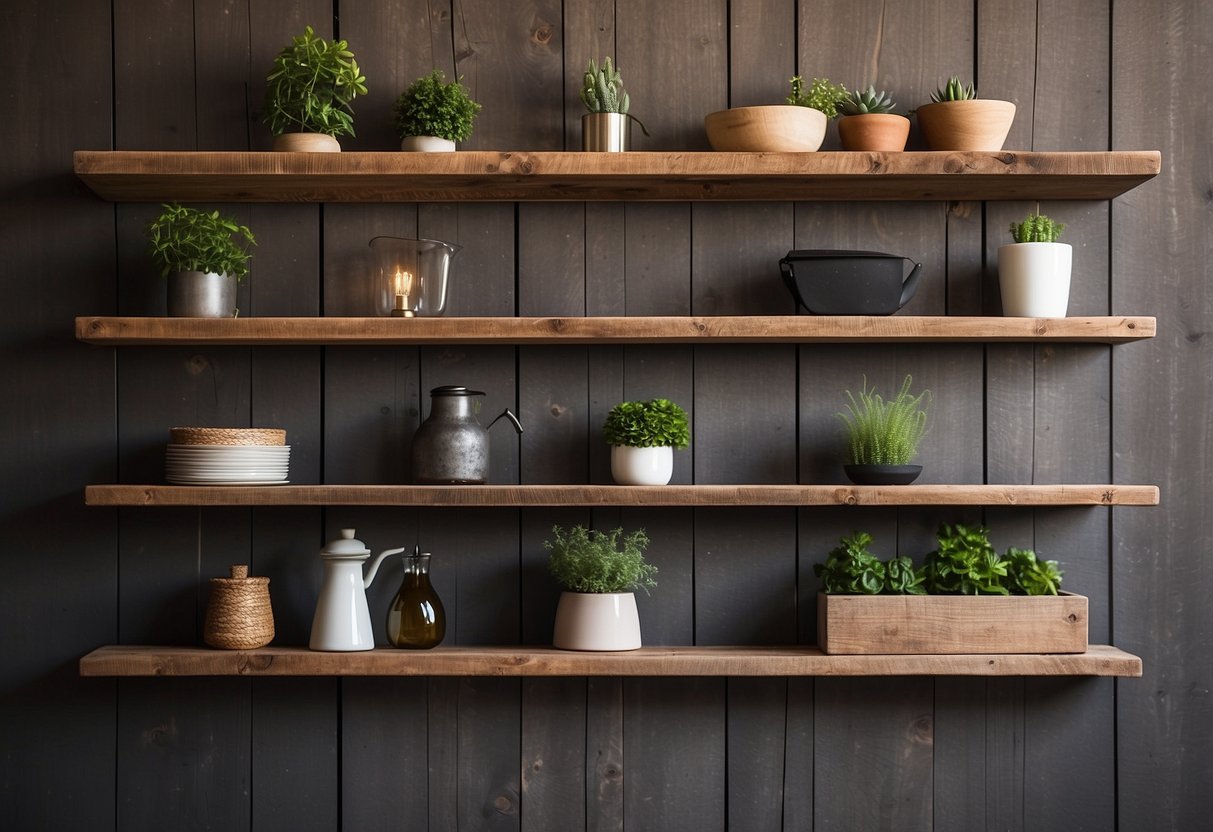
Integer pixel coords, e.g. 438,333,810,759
1,0,1208,830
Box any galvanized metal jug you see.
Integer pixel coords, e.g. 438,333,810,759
411,386,523,484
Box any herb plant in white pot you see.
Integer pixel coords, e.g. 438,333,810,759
998,213,1072,317
547,525,656,651
392,69,481,152
603,398,690,485
146,203,255,318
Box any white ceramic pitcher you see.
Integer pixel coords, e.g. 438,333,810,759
309,529,404,652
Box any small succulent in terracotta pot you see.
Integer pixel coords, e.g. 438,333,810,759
837,86,910,151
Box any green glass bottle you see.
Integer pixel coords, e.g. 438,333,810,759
386,547,446,649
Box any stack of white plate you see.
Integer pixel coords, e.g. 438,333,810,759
165,444,291,485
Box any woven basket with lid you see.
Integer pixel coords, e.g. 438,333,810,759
170,427,286,446
204,564,275,649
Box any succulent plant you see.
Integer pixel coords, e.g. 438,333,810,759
581,57,629,114
1010,213,1065,243
786,75,847,118
930,76,977,103
839,85,897,116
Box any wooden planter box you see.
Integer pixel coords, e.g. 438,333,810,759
816,592,1088,655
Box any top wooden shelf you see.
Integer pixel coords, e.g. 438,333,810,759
73,150,1162,203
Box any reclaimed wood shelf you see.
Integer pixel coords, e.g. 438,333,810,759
75,315,1157,346
84,483,1160,507
78,644,1143,678
73,150,1162,203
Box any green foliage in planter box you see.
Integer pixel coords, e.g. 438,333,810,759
786,76,847,118
1003,547,1064,595
603,398,690,449
837,374,930,465
1009,213,1065,243
393,69,481,143
146,203,255,279
545,525,657,594
263,25,368,137
924,523,1009,594
814,531,926,595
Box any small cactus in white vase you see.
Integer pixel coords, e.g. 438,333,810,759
998,213,1072,317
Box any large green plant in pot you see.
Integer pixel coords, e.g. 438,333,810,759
263,25,368,151
392,69,481,152
146,203,255,318
603,398,690,485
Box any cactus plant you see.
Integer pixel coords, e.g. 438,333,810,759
1010,213,1065,243
786,75,847,118
930,76,977,103
580,57,629,114
839,85,897,116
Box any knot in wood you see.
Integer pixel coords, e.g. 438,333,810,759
907,714,933,745
1102,490,1114,503
532,23,554,45
493,793,517,814
186,354,209,375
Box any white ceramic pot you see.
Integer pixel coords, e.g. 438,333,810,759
552,591,642,651
998,242,1073,317
400,136,456,152
611,445,673,485
272,132,341,152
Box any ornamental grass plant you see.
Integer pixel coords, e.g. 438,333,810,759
837,374,930,465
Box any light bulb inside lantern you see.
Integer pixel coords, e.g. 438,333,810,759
392,269,415,317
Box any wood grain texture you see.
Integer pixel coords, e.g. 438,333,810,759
79,644,1143,677
73,149,1162,201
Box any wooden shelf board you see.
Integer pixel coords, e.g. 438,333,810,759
84,483,1160,507
78,644,1142,678
75,315,1156,345
73,150,1161,202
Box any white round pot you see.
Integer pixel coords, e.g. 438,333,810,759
552,591,642,651
167,271,237,318
272,132,341,152
400,136,456,152
998,242,1073,317
611,445,673,485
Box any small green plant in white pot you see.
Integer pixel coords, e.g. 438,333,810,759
263,25,368,152
837,374,930,485
603,398,690,485
392,69,481,152
146,203,255,318
999,213,1071,317
546,525,656,651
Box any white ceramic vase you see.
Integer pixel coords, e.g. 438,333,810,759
611,445,673,485
400,136,456,152
552,591,642,651
998,242,1073,317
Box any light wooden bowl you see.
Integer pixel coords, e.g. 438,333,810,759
915,99,1015,151
704,105,827,152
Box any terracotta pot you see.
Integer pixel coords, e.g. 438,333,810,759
272,132,341,152
915,99,1015,151
837,113,911,151
552,591,642,651
704,105,826,152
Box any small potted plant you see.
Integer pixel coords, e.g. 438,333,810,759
998,212,1071,317
392,69,482,152
603,398,690,485
836,375,929,485
263,25,368,152
704,75,845,152
580,57,646,151
546,525,657,651
146,203,255,318
836,85,910,151
914,75,1015,151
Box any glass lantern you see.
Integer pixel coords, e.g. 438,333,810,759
368,236,461,317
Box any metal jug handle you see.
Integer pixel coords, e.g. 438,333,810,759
899,259,923,308
487,408,524,434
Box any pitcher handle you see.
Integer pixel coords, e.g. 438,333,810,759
488,408,524,434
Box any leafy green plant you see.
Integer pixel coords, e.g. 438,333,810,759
263,25,368,137
786,76,847,118
837,375,930,465
1010,213,1065,243
884,555,927,594
838,85,897,116
930,76,977,102
546,525,657,594
603,399,690,449
814,532,886,594
581,57,630,114
1004,547,1063,595
924,524,1009,595
146,203,256,279
392,69,481,142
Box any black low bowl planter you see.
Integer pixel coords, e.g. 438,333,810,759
779,249,921,315
844,464,923,485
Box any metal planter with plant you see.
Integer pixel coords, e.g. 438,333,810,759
998,212,1072,317
392,69,481,152
837,374,929,485
580,57,646,151
914,75,1015,151
263,25,368,152
602,398,690,485
546,525,657,651
146,203,255,318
